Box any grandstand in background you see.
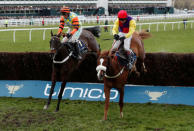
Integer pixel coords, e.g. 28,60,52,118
0,0,174,17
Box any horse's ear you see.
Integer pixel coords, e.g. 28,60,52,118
51,30,53,36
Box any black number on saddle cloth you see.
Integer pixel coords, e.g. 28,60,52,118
115,51,136,70
76,40,88,55
71,40,88,59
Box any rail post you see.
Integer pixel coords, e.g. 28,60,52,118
29,29,32,42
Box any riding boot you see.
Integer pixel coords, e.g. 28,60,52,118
74,43,82,60
126,51,136,69
110,50,116,56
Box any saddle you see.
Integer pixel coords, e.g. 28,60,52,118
115,42,136,70
67,40,88,60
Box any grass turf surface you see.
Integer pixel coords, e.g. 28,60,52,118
0,97,194,131
0,20,194,130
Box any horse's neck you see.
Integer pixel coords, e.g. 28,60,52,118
107,58,121,76
55,45,70,60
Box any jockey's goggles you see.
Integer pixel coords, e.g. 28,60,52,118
119,18,127,21
61,12,69,16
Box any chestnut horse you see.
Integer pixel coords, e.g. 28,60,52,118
44,27,101,112
96,31,151,120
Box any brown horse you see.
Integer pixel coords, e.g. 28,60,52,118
96,31,151,120
44,27,101,111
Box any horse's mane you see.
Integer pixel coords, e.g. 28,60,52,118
133,30,152,40
100,50,110,57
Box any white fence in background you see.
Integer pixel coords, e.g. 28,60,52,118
0,20,194,43
0,14,194,27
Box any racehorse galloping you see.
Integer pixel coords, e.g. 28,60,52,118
96,31,151,120
44,27,101,111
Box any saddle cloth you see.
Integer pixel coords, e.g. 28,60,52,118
115,51,136,70
76,39,88,55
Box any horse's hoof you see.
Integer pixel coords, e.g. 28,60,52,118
103,116,107,121
120,112,124,118
43,105,48,110
144,68,147,73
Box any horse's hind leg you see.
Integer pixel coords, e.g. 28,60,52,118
118,87,124,118
56,81,66,112
104,86,111,120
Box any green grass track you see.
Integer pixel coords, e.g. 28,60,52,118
0,97,194,131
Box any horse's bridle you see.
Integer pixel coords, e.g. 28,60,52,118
104,56,125,79
51,38,73,64
96,55,125,79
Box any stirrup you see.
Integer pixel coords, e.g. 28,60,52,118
77,55,82,60
127,63,133,70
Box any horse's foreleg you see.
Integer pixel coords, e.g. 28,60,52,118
44,73,56,110
142,62,147,73
119,87,124,118
131,62,140,77
104,86,110,120
56,81,66,112
136,58,147,75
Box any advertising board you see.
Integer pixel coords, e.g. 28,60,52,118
1,80,194,106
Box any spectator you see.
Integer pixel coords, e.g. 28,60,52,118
137,15,140,22
4,20,8,28
97,15,99,24
183,19,187,29
104,19,108,32
42,18,45,26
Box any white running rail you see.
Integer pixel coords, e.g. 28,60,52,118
0,21,194,43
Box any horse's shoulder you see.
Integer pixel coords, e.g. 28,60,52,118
100,50,109,57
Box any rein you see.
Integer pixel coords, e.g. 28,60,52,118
105,56,125,79
105,67,125,79
53,51,73,64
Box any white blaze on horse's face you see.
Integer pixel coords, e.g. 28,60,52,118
96,58,107,80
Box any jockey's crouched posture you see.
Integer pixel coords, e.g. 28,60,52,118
111,10,137,69
57,6,82,60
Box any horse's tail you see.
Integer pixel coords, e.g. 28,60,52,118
83,26,101,38
137,30,152,40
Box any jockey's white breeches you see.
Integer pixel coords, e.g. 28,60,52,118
61,27,83,43
111,32,132,53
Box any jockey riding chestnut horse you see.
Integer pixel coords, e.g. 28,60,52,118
96,10,151,120
111,10,137,69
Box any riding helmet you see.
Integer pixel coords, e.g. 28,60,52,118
60,6,70,13
118,10,128,19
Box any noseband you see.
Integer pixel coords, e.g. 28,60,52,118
96,56,125,79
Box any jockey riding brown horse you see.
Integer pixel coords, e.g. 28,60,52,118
96,30,151,120
44,27,100,112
